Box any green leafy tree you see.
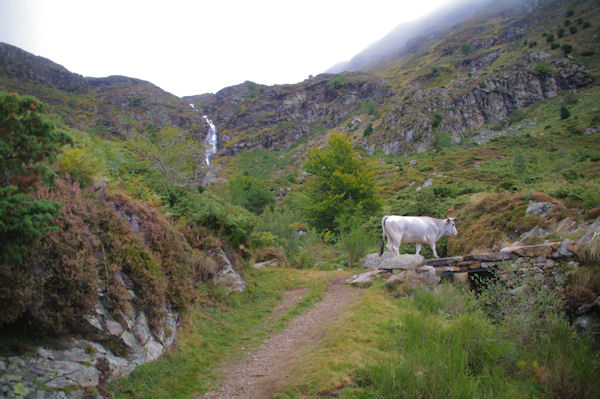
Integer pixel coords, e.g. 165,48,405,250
303,132,382,234
0,93,69,264
125,126,204,205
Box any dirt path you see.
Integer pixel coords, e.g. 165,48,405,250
201,276,361,399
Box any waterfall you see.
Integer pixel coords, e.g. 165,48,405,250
202,115,217,166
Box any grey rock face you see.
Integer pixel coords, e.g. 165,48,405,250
210,247,246,293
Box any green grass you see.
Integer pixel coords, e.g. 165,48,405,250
108,268,345,398
277,282,600,399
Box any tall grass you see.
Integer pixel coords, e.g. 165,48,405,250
349,282,600,399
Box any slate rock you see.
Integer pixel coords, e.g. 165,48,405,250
379,254,424,270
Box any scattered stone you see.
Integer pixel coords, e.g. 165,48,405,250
500,243,557,257
253,259,279,268
347,270,383,287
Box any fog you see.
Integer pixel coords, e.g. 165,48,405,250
328,0,528,73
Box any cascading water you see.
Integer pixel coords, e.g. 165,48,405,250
189,103,218,166
202,115,218,166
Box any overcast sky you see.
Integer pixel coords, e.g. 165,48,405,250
1,0,452,97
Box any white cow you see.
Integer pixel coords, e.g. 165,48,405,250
379,215,457,258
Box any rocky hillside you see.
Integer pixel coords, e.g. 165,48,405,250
0,42,208,137
1,0,598,165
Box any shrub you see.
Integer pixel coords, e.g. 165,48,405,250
460,43,472,55
431,113,443,128
338,218,373,268
560,104,571,119
583,21,591,29
512,152,527,176
545,33,555,42
226,173,274,214
566,9,574,17
433,131,452,150
173,191,256,248
529,41,537,48
507,108,526,123
569,25,578,34
363,124,373,137
557,27,565,38
562,44,573,54
564,18,571,26
581,50,594,56
551,42,560,49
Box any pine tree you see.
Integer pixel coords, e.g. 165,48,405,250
0,93,70,264
560,104,571,119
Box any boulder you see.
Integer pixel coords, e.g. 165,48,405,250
379,254,424,270
525,201,555,217
211,247,246,294
416,265,438,284
362,251,394,269
578,218,600,245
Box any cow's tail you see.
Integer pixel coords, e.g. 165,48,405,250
379,216,389,256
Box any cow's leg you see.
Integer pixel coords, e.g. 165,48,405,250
386,233,394,254
431,242,439,258
391,234,402,256
415,243,421,255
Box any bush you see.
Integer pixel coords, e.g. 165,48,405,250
507,109,526,123
226,173,274,214
431,113,443,128
363,124,373,137
460,43,472,55
545,33,555,42
433,131,452,150
551,42,560,49
562,44,573,55
557,27,566,38
512,152,527,176
566,9,574,17
583,21,591,29
564,19,571,26
529,41,538,48
173,191,257,249
338,217,373,268
569,25,578,34
560,104,571,119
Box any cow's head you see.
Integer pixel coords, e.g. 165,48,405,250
445,218,457,236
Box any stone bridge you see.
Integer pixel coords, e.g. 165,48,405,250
350,241,578,286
